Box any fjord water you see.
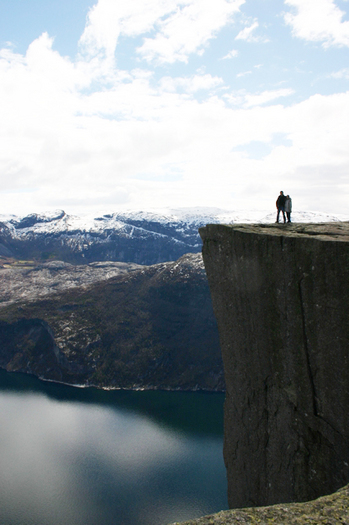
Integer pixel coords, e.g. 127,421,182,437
0,370,227,525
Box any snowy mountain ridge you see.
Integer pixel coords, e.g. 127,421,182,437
1,207,348,266
2,207,348,234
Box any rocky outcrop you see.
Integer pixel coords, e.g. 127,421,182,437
200,222,349,508
0,253,223,391
172,483,349,524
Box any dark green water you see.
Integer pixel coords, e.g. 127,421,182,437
0,370,227,525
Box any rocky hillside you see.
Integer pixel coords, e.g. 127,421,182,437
0,259,142,307
0,253,223,391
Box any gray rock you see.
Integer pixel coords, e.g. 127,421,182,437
200,222,349,508
171,483,349,524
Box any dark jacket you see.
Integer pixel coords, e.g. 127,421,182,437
276,194,286,208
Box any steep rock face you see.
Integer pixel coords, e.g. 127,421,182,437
200,223,349,508
0,318,71,382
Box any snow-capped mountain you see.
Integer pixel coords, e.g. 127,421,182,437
1,207,348,265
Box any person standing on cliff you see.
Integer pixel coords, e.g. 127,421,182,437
285,195,292,223
276,191,286,223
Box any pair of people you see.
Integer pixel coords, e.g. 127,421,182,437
276,191,292,223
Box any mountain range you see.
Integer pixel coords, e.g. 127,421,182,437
1,207,346,265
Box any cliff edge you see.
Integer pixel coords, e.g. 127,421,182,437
199,222,349,509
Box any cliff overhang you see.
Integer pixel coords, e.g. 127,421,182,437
199,222,349,509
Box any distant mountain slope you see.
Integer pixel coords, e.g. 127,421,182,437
0,253,223,391
1,207,347,265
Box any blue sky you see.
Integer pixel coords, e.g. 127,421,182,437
1,0,349,215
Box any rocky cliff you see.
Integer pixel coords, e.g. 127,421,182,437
199,222,349,509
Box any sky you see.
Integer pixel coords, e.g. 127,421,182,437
0,0,349,216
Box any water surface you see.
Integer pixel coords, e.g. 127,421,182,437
0,370,227,525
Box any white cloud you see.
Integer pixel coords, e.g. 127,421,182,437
160,73,223,93
235,19,269,43
222,48,239,59
2,31,349,214
224,88,295,110
236,20,259,41
137,0,245,63
79,0,175,58
284,0,349,47
243,88,295,108
330,67,349,78
1,1,349,216
236,70,252,77
79,0,245,64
